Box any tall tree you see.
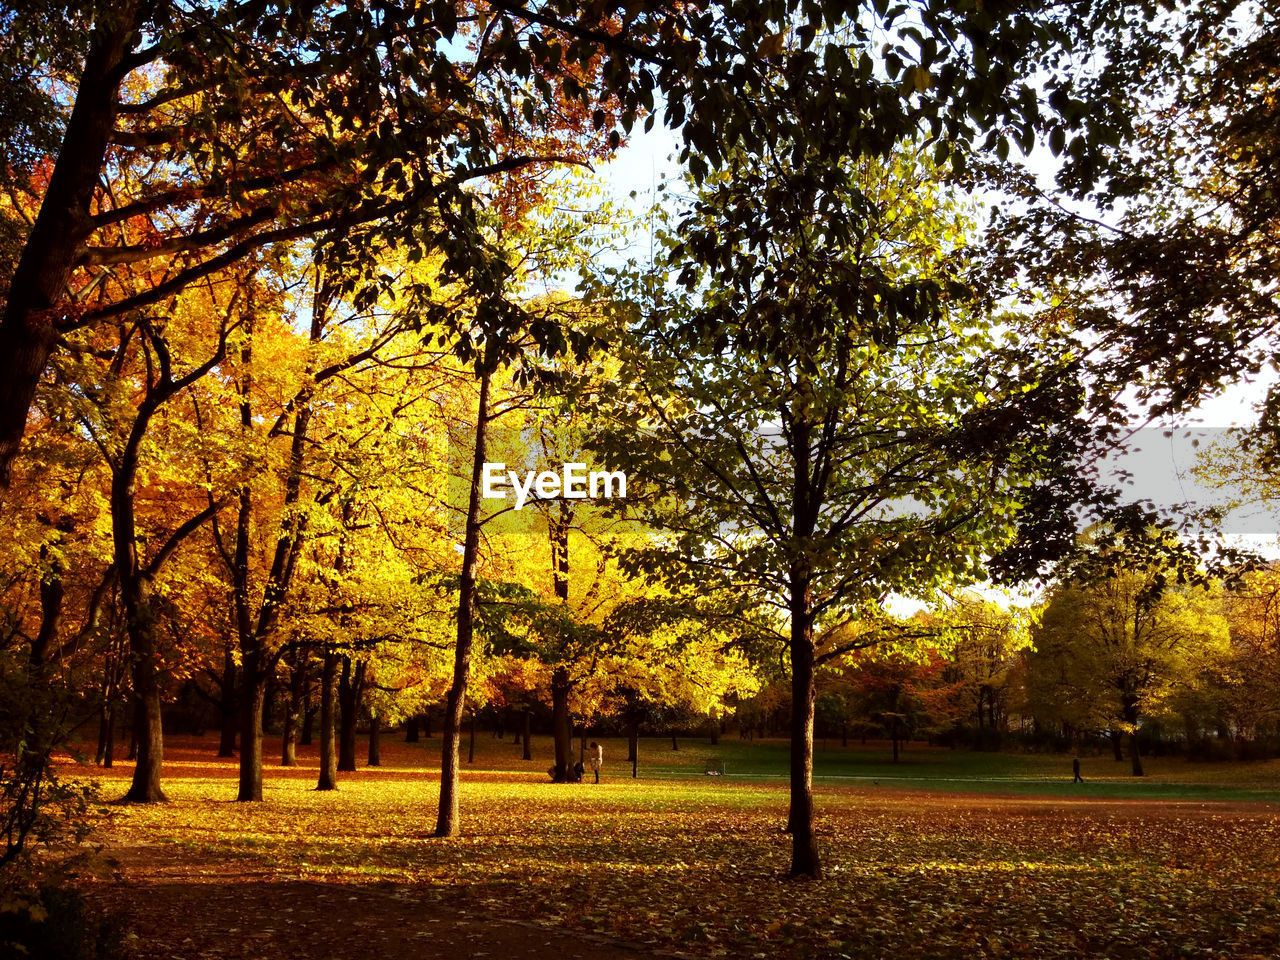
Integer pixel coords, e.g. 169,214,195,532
589,147,1079,876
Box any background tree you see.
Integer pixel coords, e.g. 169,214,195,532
1029,560,1230,776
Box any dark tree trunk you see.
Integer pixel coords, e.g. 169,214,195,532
126,701,138,762
96,702,112,767
1124,700,1144,776
236,674,265,802
1129,732,1144,776
262,675,276,733
316,650,338,790
786,541,821,876
405,715,420,742
217,640,237,757
671,732,678,751
423,709,432,739
337,657,364,773
301,704,316,745
630,720,639,779
1111,730,1124,762
0,1,145,484
550,667,574,782
435,365,490,837
522,709,532,761
710,722,719,746
367,713,381,767
120,559,166,803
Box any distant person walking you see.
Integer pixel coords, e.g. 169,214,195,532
589,741,603,783
1072,756,1084,783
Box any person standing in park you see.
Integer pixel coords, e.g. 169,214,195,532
589,741,603,783
1073,756,1084,783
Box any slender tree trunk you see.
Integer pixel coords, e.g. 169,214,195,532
236,673,264,802
367,712,381,767
522,709,532,761
217,640,237,757
96,702,111,766
405,715,420,743
671,731,679,751
550,667,573,782
337,657,363,772
1111,730,1124,762
786,561,821,877
301,704,315,745
435,365,490,837
126,701,138,762
281,650,306,766
316,650,338,790
628,719,639,764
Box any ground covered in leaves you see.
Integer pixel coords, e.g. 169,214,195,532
67,737,1280,959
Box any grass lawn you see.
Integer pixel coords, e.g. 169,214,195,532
66,733,1280,959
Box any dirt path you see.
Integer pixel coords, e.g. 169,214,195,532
81,844,676,960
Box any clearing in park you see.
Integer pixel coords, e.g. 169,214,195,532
70,735,1280,960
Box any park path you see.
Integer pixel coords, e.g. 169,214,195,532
81,842,676,960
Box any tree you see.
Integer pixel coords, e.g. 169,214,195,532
588,145,1079,877
1029,562,1230,776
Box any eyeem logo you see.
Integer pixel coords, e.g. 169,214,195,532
481,463,626,511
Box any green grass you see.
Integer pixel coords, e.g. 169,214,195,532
569,734,1280,802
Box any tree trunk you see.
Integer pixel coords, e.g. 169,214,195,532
786,562,821,878
337,657,363,772
316,650,338,790
96,702,112,767
1111,729,1124,762
367,713,381,766
434,365,490,837
281,650,306,766
522,709,532,761
301,703,315,745
126,701,138,762
405,715,420,742
1123,700,1145,777
217,640,237,757
120,570,166,803
0,1,145,484
630,720,639,779
550,667,574,782
236,674,265,802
